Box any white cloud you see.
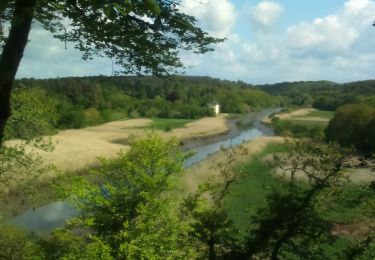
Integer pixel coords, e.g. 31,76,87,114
193,0,375,83
15,0,375,84
250,1,283,32
179,0,236,38
17,23,112,78
287,0,375,53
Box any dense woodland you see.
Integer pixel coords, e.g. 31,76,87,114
8,76,375,154
12,76,282,130
260,80,375,110
260,80,375,154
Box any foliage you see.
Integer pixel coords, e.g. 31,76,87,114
241,140,354,259
326,104,375,155
271,117,326,138
182,144,250,259
306,109,334,119
147,118,194,132
1,0,221,75
1,136,374,259
0,88,56,191
4,87,57,140
260,80,375,110
12,76,282,130
40,228,113,260
223,144,285,236
0,221,43,259
65,134,196,259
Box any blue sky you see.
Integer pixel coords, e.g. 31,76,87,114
17,0,375,84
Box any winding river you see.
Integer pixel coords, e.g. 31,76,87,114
11,108,279,233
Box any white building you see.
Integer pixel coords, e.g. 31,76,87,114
209,103,220,116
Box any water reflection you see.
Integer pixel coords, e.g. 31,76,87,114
11,110,275,233
11,201,78,233
184,128,262,167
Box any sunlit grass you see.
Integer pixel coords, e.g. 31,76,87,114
223,143,286,236
305,109,334,119
146,118,195,131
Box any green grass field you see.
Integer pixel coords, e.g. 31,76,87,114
272,109,334,138
223,144,286,236
283,119,328,127
305,110,334,119
223,143,373,240
146,118,195,131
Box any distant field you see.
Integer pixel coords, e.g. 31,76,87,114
282,109,334,129
276,108,333,122
305,109,334,119
146,118,195,131
283,119,329,127
269,108,334,138
6,115,229,174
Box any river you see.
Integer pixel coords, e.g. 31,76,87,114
11,108,279,233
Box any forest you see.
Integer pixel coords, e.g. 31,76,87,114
12,76,282,130
260,80,375,110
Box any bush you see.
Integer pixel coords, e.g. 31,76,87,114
272,120,325,138
84,108,103,126
58,110,87,129
325,104,375,154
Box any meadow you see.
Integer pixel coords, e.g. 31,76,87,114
270,108,334,138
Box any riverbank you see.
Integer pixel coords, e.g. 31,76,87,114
179,136,284,194
0,114,233,217
3,109,277,224
4,115,229,176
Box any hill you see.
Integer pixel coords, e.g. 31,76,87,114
257,80,375,110
12,76,282,130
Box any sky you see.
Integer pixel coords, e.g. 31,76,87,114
16,0,375,84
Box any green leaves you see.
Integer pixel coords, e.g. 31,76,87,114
5,88,57,140
66,134,193,257
145,0,161,15
103,5,116,20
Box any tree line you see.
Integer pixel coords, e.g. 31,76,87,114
11,76,282,131
259,80,375,110
260,80,375,155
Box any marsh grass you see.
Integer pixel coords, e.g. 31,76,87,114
145,118,195,131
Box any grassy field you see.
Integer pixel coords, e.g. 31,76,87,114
223,143,373,236
305,109,334,119
221,142,373,256
282,119,328,127
271,108,334,137
223,143,285,236
146,118,195,131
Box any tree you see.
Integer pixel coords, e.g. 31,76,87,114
0,221,43,259
0,0,222,144
325,104,375,155
243,140,356,259
66,134,196,258
182,144,249,259
0,87,56,191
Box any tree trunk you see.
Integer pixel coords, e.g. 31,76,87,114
0,0,36,145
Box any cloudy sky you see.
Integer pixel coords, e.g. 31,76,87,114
16,0,375,84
